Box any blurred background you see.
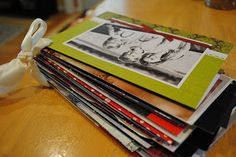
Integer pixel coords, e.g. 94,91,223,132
0,0,103,18
0,0,235,63
0,0,102,64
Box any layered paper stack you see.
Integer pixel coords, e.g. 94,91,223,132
35,12,236,157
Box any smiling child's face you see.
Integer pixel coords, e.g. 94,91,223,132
125,47,144,62
142,52,164,63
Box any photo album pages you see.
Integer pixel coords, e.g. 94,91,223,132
35,12,236,157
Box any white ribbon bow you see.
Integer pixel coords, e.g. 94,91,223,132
0,18,52,97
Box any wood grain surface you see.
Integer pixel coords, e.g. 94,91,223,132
0,0,235,157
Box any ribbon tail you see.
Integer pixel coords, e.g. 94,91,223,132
0,59,27,97
31,62,50,87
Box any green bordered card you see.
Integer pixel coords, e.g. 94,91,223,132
48,11,233,109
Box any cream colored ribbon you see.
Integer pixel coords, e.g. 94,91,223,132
0,18,52,97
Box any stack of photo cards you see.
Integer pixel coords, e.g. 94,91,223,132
35,12,236,157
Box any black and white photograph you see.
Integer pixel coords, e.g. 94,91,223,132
64,23,207,87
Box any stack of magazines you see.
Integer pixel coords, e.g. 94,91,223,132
35,12,236,157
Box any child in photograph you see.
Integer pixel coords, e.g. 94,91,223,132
117,35,169,63
102,24,168,52
117,39,189,65
138,34,168,51
102,24,135,49
103,37,127,49
139,41,190,65
106,24,135,38
139,41,206,75
118,46,146,63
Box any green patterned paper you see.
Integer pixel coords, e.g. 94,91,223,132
49,12,233,109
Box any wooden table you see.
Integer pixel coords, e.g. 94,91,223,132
0,0,235,156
